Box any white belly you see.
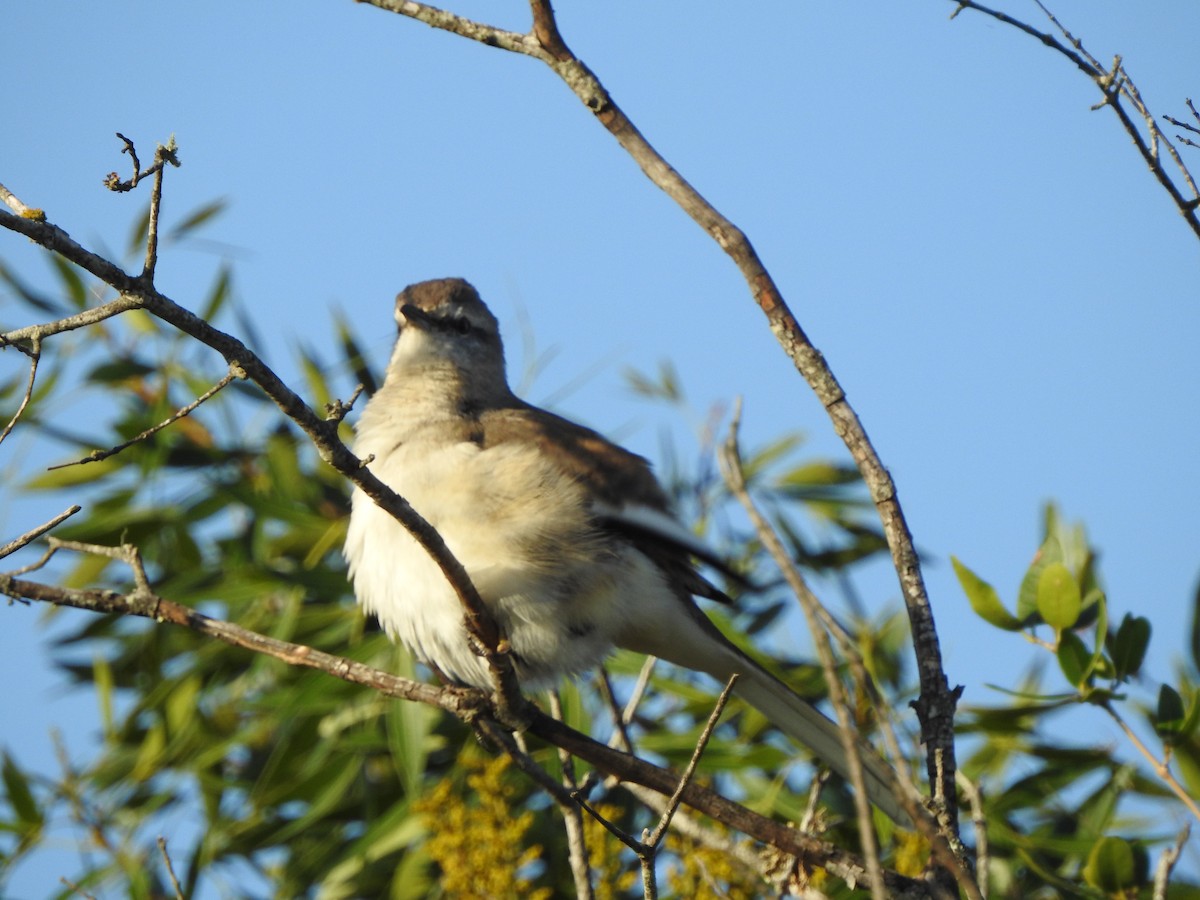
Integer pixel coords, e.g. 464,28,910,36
344,436,647,688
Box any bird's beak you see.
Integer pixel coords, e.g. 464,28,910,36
397,304,435,331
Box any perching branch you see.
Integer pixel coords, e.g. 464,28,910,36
0,148,524,721
0,562,933,897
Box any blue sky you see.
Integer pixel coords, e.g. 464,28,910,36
3,1,1199,894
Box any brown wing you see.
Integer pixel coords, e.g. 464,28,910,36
480,402,734,604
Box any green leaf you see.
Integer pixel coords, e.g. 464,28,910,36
1192,577,1200,674
1057,631,1094,690
1082,836,1137,891
1,752,42,828
1112,613,1150,681
1156,685,1187,740
952,556,1022,630
199,264,233,322
48,254,88,309
1017,536,1063,622
166,198,228,241
94,654,115,738
1037,562,1081,631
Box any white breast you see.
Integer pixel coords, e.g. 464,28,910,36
344,432,653,688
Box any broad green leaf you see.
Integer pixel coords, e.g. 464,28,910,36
131,721,166,783
1037,562,1081,631
1112,614,1151,681
1082,836,1147,892
1192,577,1200,674
199,264,233,322
1017,535,1063,621
26,456,122,489
952,556,1022,630
1057,631,1094,690
1156,685,1187,739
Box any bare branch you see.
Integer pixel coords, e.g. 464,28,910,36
0,182,45,221
1101,701,1200,823
48,364,244,470
1153,824,1190,900
0,505,81,563
955,771,989,900
357,0,544,57
2,294,146,345
0,200,522,723
156,837,185,900
948,0,1200,238
644,673,737,849
549,691,596,900
0,334,40,446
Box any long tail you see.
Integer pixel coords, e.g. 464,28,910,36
730,660,909,824
628,599,910,824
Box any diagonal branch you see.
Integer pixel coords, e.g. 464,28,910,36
0,566,934,897
0,203,525,718
352,0,960,843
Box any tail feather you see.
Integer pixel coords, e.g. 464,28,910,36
731,663,909,825
618,591,909,823
635,602,910,823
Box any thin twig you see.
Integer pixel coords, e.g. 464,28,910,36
0,505,81,562
1152,823,1190,900
143,139,180,282
955,771,989,900
48,365,244,470
645,674,738,849
949,0,1200,238
0,335,41,446
103,133,180,196
719,407,887,900
59,877,97,900
1101,701,1200,822
549,691,596,900
157,837,186,900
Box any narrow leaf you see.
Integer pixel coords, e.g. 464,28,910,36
952,556,1022,630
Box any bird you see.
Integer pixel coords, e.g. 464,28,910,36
343,277,905,823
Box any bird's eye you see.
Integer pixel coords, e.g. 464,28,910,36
453,317,472,335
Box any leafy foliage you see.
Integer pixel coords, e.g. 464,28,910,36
2,211,1198,899
954,505,1200,897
